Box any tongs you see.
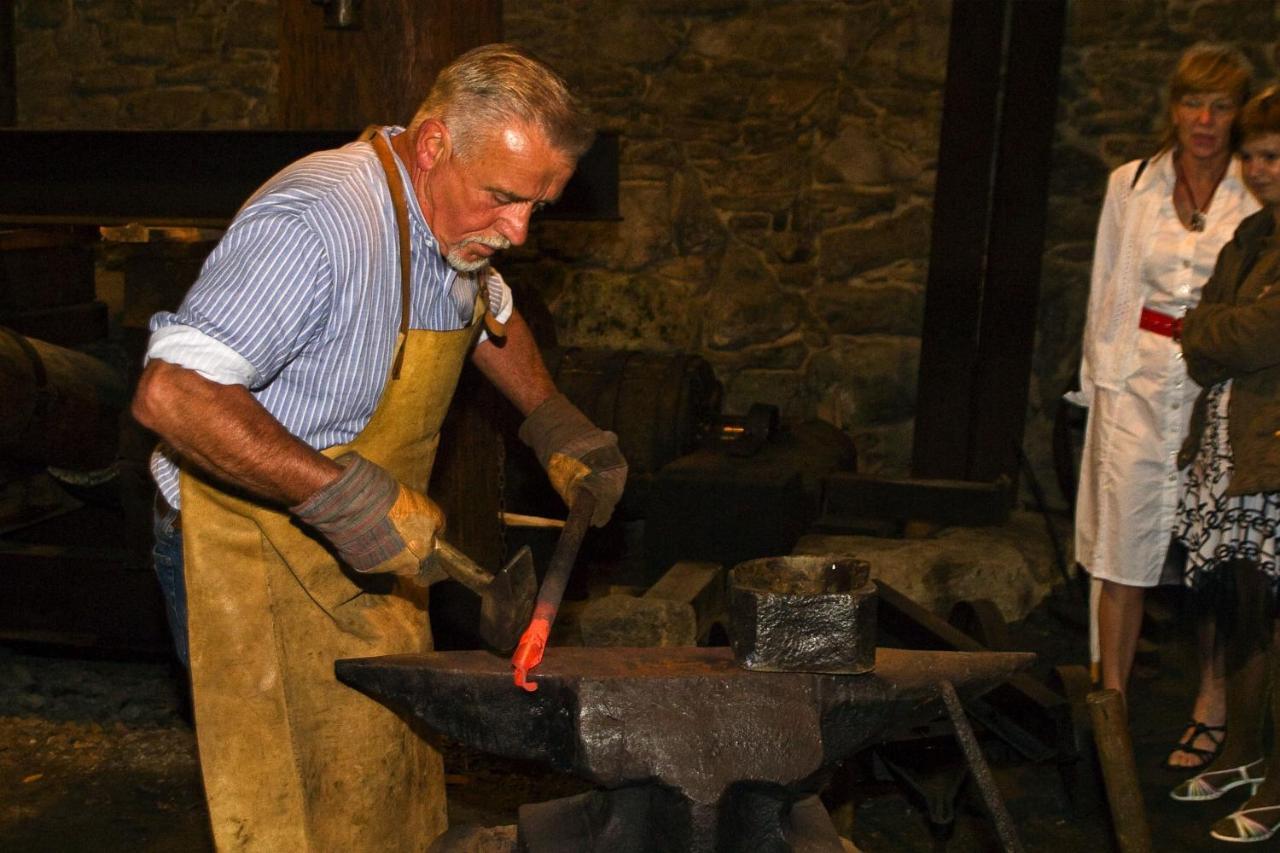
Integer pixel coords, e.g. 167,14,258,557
510,491,597,691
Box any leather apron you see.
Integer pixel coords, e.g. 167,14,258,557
178,130,483,852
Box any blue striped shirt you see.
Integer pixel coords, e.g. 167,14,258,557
145,127,511,508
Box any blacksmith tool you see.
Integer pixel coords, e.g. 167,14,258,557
427,540,536,654
510,492,596,691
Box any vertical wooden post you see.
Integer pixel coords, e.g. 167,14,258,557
278,0,502,130
911,0,1067,487
0,0,15,126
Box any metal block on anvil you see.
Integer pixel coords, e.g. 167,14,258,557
336,645,1032,853
730,555,876,674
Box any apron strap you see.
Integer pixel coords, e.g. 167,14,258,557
364,127,413,380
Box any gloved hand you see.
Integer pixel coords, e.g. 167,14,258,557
518,393,627,527
291,451,443,576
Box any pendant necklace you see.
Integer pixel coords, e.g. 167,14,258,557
1174,155,1227,233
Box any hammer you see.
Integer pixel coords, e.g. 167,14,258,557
427,540,537,654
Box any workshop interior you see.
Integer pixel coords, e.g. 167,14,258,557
2,1,1276,851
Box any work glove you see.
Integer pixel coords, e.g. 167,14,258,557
291,451,443,577
518,393,628,527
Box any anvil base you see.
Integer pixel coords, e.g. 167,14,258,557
517,786,845,853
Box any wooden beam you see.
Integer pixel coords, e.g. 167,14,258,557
967,0,1067,483
911,0,1006,480
911,0,1067,487
0,0,13,126
279,0,502,130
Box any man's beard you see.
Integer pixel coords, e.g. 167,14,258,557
446,235,512,273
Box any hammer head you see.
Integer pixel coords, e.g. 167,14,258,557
480,545,537,653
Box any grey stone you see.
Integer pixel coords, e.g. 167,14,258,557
646,70,752,124
844,421,914,479
550,270,702,351
701,149,811,206
17,0,71,29
705,336,809,373
819,205,932,280
579,594,697,647
819,281,924,337
175,21,218,54
794,510,1063,623
223,0,276,50
722,367,809,423
138,0,183,22
74,65,154,95
809,336,919,426
120,87,205,128
156,61,222,86
645,561,725,644
672,170,728,256
79,0,143,23
583,11,681,66
707,247,800,350
745,77,832,122
688,6,846,70
102,22,174,64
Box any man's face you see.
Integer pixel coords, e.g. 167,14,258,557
418,121,575,272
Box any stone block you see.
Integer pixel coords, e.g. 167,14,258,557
644,560,725,644
104,22,176,65
579,594,697,648
550,270,701,351
708,251,800,350
223,1,277,50
18,0,71,29
688,6,846,69
794,511,1062,623
819,281,924,337
818,204,932,280
809,336,919,426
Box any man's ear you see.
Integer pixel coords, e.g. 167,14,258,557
416,118,449,171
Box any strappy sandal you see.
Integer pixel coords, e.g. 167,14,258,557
1163,719,1226,771
1211,804,1280,843
1170,758,1265,802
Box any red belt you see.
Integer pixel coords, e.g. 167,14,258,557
1139,307,1183,340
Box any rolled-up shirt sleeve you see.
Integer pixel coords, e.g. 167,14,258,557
146,210,333,389
145,324,260,386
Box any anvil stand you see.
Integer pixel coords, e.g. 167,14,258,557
336,645,1031,852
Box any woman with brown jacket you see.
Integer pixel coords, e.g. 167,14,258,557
1170,83,1280,843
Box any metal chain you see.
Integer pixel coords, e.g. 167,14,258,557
496,429,508,566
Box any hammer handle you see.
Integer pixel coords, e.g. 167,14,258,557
431,539,492,594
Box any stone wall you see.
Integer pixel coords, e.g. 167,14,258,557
503,0,947,476
14,0,277,128
13,0,1280,496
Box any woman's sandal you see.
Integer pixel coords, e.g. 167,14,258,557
1210,804,1280,843
1170,758,1265,802
1163,719,1226,770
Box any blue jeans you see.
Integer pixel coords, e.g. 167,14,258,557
152,503,189,667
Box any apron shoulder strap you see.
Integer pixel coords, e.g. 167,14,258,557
367,128,413,380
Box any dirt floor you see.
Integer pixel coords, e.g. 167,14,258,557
0,586,1270,852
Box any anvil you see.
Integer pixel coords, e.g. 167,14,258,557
337,646,1031,852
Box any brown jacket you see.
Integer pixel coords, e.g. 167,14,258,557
1178,208,1280,496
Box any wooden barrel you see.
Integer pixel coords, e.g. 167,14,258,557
0,327,128,471
544,347,723,477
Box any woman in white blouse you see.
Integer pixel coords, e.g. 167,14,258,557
1074,42,1258,771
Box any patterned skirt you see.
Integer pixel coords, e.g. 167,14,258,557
1176,381,1280,595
